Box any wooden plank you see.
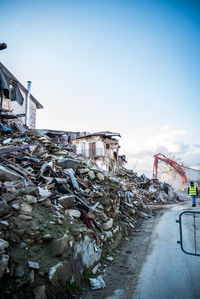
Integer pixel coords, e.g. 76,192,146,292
0,144,35,155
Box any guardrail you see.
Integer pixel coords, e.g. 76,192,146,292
176,210,200,256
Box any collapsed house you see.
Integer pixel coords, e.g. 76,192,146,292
0,63,43,129
0,71,183,297
72,131,126,173
0,114,182,298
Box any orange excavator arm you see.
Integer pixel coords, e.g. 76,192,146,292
153,153,187,185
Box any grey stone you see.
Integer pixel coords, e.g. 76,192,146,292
97,173,104,181
20,204,32,213
38,187,52,198
78,168,90,174
33,285,47,299
88,171,96,180
92,263,101,275
0,254,9,279
0,220,9,226
16,187,39,197
28,261,40,269
49,262,64,283
15,266,24,278
0,200,10,217
58,158,79,170
56,219,63,225
74,235,102,268
0,164,23,181
37,198,46,203
0,239,9,251
65,209,81,218
102,218,114,231
0,193,16,202
105,231,113,239
107,256,114,261
23,195,37,204
50,234,68,257
11,204,20,211
58,195,75,209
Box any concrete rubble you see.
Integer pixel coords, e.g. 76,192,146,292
0,120,182,298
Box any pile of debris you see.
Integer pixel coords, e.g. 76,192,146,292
0,126,181,298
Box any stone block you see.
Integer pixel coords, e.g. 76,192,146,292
0,239,9,251
102,218,114,231
58,158,79,169
28,261,40,269
23,195,37,204
0,200,9,217
97,173,104,181
50,234,68,257
0,164,23,181
58,195,75,209
88,171,95,180
11,204,20,211
65,209,81,218
0,193,16,202
78,168,90,174
49,262,64,284
20,204,32,213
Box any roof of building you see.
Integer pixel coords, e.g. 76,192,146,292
0,62,43,109
76,131,121,140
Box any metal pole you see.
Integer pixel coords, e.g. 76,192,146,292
25,81,32,127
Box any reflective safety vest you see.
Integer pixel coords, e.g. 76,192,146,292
189,186,197,196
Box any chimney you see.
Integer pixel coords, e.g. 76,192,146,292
25,81,32,127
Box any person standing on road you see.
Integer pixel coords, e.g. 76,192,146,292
188,181,198,207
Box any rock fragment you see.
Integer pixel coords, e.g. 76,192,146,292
50,234,68,257
0,201,9,217
28,261,40,269
65,209,81,218
0,254,9,279
58,195,75,209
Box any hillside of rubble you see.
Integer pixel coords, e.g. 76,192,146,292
0,127,182,299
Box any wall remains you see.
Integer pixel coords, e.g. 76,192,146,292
2,88,37,129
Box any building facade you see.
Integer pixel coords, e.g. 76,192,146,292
0,63,43,128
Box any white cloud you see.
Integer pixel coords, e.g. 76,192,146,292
122,125,200,177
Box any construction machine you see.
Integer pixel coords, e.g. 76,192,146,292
153,153,187,185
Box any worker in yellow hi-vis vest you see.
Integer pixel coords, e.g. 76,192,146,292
188,181,198,207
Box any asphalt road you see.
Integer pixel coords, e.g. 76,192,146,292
82,202,200,299
133,202,200,299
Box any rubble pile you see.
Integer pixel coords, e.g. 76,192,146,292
0,125,181,298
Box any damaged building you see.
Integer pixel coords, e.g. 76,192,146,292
72,131,127,173
0,62,43,129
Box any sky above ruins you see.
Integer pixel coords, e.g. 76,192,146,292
1,0,200,177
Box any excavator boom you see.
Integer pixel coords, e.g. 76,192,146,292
153,153,187,185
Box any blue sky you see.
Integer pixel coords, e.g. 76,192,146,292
1,0,200,176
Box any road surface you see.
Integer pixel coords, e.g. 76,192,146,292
82,202,200,299
133,203,200,299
